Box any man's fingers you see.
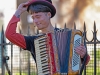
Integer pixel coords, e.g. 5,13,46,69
75,45,86,58
75,49,85,58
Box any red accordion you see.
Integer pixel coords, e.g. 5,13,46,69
34,29,83,75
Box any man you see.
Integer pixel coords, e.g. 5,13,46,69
5,0,90,72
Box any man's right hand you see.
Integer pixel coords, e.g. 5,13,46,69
15,1,30,18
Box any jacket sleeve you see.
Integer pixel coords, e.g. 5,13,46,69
85,54,90,65
5,15,26,49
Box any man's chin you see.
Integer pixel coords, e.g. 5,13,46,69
37,27,42,30
37,27,46,30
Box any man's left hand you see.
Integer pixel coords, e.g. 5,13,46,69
75,44,86,58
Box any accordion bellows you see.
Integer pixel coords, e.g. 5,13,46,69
34,28,83,75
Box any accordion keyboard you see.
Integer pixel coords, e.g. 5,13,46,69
34,36,50,75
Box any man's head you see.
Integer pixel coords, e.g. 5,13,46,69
25,0,56,30
29,4,52,30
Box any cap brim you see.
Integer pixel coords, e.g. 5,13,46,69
25,0,56,18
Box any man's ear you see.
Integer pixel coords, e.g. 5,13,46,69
47,12,51,18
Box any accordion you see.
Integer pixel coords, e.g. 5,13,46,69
34,28,83,75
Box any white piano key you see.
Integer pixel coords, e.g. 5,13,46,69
35,40,46,44
43,71,50,75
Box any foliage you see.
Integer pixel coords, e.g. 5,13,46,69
82,48,100,75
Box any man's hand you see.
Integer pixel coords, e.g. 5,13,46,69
15,1,30,18
75,44,86,58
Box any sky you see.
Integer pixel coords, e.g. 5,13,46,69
0,0,16,10
0,0,16,31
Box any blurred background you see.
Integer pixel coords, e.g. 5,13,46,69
0,0,100,75
0,0,100,39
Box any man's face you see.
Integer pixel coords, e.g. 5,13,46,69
31,12,50,30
